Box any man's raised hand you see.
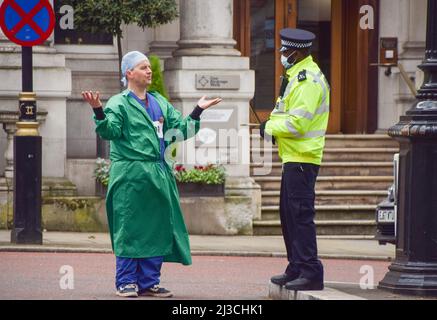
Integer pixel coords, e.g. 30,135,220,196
197,96,222,110
82,91,102,109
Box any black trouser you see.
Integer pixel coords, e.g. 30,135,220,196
280,162,324,281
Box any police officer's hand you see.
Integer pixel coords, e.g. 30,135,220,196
197,96,222,110
260,120,276,145
260,121,267,139
82,91,102,109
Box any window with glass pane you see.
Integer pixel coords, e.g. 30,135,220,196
250,0,275,111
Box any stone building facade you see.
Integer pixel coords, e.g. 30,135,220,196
0,0,429,234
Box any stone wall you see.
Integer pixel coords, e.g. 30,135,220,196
0,0,260,236
180,177,262,235
378,0,427,130
0,46,71,178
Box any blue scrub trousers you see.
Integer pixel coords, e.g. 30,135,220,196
115,256,164,291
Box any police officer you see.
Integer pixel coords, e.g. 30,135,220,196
260,28,330,291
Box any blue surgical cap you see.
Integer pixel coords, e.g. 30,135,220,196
121,51,149,87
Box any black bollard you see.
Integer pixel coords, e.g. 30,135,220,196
11,46,43,244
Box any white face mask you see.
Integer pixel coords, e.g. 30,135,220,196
281,51,297,69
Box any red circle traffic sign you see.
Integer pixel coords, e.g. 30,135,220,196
0,0,55,47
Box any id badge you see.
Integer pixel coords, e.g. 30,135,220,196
153,120,164,138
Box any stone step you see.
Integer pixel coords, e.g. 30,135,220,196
254,176,394,191
253,220,377,236
250,134,399,149
324,134,399,148
260,205,376,221
262,190,388,206
251,147,399,162
42,179,79,197
250,134,397,237
251,162,394,177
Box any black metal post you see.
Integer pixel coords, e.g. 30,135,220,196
22,46,33,92
11,46,43,245
378,0,437,296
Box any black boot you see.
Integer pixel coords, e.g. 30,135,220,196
285,277,324,291
270,273,299,286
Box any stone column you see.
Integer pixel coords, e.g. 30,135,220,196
165,0,261,235
2,124,16,179
174,0,240,57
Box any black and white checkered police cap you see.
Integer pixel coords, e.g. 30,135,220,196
279,28,316,52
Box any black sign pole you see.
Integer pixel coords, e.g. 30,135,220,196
378,0,437,296
11,45,43,244
22,46,33,91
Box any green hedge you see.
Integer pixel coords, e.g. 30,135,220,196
148,55,170,100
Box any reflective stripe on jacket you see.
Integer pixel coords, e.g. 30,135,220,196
265,55,330,165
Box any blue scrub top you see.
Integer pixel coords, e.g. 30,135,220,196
129,91,166,161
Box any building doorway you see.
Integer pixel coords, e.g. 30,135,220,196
234,0,379,134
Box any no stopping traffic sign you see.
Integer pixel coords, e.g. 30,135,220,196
0,0,55,46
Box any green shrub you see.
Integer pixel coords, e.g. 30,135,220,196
148,55,170,100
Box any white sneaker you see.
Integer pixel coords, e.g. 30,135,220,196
116,283,138,298
139,285,173,298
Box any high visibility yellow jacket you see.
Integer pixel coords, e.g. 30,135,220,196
265,55,330,165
